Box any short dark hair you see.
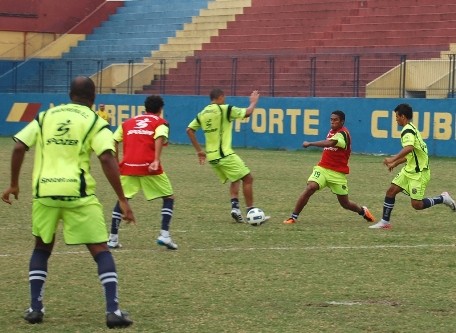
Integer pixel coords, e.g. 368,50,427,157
394,103,413,119
144,95,164,114
209,88,224,100
69,76,95,102
331,110,345,122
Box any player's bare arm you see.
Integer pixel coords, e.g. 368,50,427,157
186,127,206,164
302,139,337,148
114,140,120,163
149,136,165,172
118,198,135,224
383,145,413,171
1,141,27,204
98,150,136,224
244,90,260,117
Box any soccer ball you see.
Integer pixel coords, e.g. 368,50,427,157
246,208,266,226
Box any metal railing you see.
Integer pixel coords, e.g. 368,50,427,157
1,51,455,98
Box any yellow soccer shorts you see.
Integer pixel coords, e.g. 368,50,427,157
392,168,430,200
120,173,173,200
209,154,251,184
32,196,108,245
307,165,349,195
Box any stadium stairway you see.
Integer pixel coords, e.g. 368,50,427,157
139,0,456,97
3,0,456,96
98,0,253,94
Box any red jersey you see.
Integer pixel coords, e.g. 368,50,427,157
318,126,351,174
118,114,168,176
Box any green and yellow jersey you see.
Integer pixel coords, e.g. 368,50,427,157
187,103,246,161
14,103,113,198
401,122,429,173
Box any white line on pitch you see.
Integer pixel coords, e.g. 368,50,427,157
191,244,456,251
326,301,362,306
0,243,455,257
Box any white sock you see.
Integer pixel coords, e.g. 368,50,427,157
160,230,170,238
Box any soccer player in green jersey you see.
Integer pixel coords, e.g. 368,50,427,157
186,88,268,223
1,76,136,328
370,103,456,229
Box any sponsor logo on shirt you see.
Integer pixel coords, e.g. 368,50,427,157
56,120,71,136
40,177,78,183
46,120,79,145
203,119,218,133
126,118,154,136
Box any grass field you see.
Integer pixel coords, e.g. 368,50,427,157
0,136,455,333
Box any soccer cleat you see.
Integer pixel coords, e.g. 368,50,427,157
106,310,133,329
368,220,392,229
441,192,456,211
283,217,296,224
231,208,245,223
24,308,44,324
156,235,178,250
107,239,122,249
362,206,375,222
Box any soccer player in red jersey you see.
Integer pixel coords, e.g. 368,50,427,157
283,110,375,224
108,95,177,250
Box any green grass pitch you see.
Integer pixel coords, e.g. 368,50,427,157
0,137,455,332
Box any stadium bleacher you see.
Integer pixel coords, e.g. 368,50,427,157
0,0,210,93
139,0,456,97
1,0,456,97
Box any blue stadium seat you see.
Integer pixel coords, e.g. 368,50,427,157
0,0,210,93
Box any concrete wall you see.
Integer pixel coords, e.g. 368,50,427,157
0,0,122,33
1,94,455,157
0,1,124,60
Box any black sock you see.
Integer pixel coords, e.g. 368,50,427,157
110,201,122,234
29,249,51,311
161,198,174,231
95,251,119,313
382,196,395,222
422,195,444,209
231,198,240,209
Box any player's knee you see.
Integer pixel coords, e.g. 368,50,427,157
386,189,397,197
307,182,319,191
304,184,318,197
243,173,253,184
411,200,423,210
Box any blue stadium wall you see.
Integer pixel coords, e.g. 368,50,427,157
1,93,455,157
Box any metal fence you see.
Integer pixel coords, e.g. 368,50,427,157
1,50,455,98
